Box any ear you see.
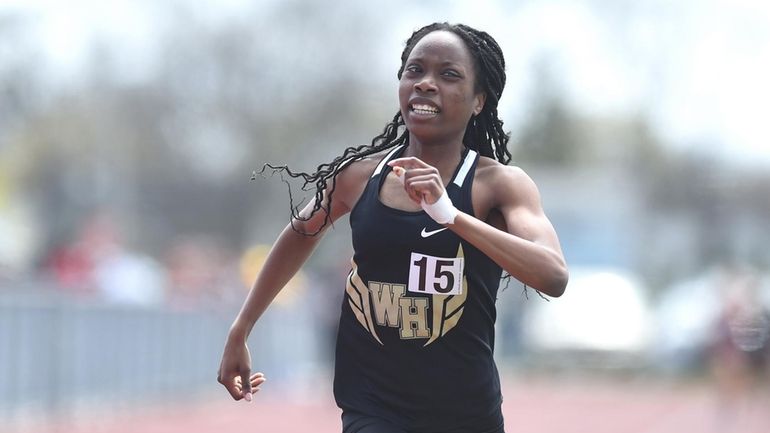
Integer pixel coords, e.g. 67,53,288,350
473,92,486,116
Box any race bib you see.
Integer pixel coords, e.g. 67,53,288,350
408,252,464,295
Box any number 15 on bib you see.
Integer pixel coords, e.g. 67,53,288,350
408,252,465,295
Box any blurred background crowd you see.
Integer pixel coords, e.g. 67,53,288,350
1,0,769,432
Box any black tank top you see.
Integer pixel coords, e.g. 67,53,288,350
334,145,504,432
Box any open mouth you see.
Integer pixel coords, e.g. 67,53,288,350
410,103,440,115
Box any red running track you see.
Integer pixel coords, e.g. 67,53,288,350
17,378,770,433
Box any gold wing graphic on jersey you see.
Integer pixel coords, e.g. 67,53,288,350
346,258,384,345
424,244,468,346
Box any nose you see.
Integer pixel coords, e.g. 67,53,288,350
414,74,437,93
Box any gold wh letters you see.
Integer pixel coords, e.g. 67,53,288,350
369,282,431,339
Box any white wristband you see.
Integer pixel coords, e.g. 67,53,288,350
421,190,458,225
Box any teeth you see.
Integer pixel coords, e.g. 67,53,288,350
411,104,439,114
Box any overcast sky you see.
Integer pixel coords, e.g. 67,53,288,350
3,0,769,167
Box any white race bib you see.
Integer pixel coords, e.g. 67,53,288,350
408,252,464,295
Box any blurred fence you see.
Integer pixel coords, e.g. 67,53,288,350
0,289,232,423
0,283,330,427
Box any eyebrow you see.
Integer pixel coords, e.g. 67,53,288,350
406,57,466,69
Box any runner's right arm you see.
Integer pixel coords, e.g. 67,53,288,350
218,198,343,400
217,156,375,400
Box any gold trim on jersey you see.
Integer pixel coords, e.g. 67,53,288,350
346,259,383,345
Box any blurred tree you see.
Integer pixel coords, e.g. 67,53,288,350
509,55,770,293
5,1,391,270
0,12,47,132
512,57,592,167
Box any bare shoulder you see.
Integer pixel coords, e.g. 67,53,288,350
474,157,542,209
335,149,391,185
337,154,379,179
331,148,397,210
476,157,539,192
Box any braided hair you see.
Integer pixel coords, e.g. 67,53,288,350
263,22,510,236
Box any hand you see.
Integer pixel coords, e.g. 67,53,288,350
388,157,445,205
217,340,266,401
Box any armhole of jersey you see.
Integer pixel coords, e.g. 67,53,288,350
349,145,406,219
371,145,406,178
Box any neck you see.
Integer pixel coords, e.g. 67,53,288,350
405,135,465,182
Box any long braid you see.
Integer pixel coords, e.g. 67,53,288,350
452,24,511,165
264,22,512,237
260,112,408,236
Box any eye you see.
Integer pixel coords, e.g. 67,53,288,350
442,69,461,78
404,64,422,74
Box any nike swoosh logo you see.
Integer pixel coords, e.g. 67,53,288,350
421,227,449,238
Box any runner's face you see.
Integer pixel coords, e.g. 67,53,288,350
399,31,485,144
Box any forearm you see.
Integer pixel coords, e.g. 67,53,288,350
449,212,568,297
228,223,323,342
